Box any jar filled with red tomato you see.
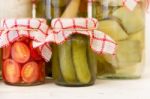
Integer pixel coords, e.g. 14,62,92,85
0,19,50,86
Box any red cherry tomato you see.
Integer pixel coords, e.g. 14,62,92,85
11,42,30,63
3,59,21,84
29,42,43,61
3,45,11,59
21,61,39,83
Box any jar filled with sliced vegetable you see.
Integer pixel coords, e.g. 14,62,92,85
0,0,32,80
92,0,146,79
46,17,116,86
0,19,50,86
42,0,95,86
52,34,97,86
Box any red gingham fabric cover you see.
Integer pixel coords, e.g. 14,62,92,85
0,19,51,62
41,18,117,55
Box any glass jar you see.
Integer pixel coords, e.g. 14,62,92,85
2,39,45,86
0,0,32,79
1,19,47,86
92,0,145,79
52,34,97,86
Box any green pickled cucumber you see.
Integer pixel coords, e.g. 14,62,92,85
58,41,77,83
97,20,128,41
72,36,91,84
87,43,97,79
52,44,61,80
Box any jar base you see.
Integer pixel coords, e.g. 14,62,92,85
4,81,45,86
97,74,141,79
55,82,95,87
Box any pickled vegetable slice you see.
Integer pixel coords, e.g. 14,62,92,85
72,36,91,84
97,20,128,41
113,5,145,34
129,30,145,49
104,40,142,67
87,43,97,79
58,41,77,83
52,44,62,80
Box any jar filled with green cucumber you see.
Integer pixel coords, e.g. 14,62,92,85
41,0,97,86
52,34,97,86
92,0,145,79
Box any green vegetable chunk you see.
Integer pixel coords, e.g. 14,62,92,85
58,41,77,83
72,36,91,84
52,44,62,80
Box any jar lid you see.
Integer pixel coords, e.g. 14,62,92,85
0,18,51,62
51,18,98,30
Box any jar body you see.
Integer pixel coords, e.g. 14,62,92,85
0,0,32,18
2,37,45,86
92,0,145,79
52,35,96,86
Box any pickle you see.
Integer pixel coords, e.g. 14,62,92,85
104,40,142,67
113,5,145,34
97,20,128,41
87,43,97,80
129,30,145,49
52,44,62,80
61,0,80,18
58,41,77,83
72,36,91,84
